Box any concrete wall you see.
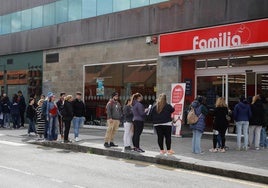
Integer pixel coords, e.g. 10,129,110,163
1,0,268,56
43,37,158,96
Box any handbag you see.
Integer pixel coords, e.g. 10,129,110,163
226,114,231,121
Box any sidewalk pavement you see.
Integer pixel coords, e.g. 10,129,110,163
25,125,268,184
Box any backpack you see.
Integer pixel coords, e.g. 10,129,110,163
187,107,200,125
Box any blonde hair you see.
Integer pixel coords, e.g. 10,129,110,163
64,95,73,101
252,95,260,104
215,97,227,107
156,93,167,114
37,99,44,106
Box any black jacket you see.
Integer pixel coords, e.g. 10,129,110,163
249,99,264,126
151,104,174,124
123,105,133,122
213,107,229,131
63,101,73,121
72,99,86,117
26,105,36,120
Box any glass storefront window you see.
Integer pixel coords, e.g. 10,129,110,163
97,0,113,16
43,3,56,26
68,0,82,21
56,0,68,24
11,12,21,33
21,9,32,31
1,14,11,34
84,62,156,122
257,73,268,97
0,17,2,34
131,0,149,8
82,0,97,18
32,6,43,29
113,0,130,12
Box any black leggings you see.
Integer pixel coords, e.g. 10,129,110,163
64,120,71,141
155,125,172,150
213,129,227,149
132,121,144,148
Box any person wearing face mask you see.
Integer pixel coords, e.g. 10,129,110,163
104,92,122,148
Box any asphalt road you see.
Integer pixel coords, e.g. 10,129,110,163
0,129,267,188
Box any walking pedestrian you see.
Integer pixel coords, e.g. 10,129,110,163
62,95,73,143
26,98,37,136
189,96,208,154
56,92,66,141
123,98,133,151
10,94,20,129
72,92,86,142
17,90,26,128
210,97,229,153
233,95,252,151
1,93,11,128
249,95,264,150
151,93,175,155
132,93,148,153
36,99,46,139
104,92,122,148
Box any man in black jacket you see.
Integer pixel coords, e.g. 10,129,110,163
72,92,86,142
18,90,26,128
56,92,66,141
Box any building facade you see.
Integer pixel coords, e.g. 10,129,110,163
0,0,268,128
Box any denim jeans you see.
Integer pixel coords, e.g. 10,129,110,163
236,121,249,149
192,129,203,154
3,113,10,128
47,115,58,141
11,114,20,129
73,117,84,138
27,118,36,134
260,128,268,147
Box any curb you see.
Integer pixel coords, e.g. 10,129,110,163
30,141,268,184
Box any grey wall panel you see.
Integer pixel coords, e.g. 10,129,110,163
0,0,57,15
0,0,268,56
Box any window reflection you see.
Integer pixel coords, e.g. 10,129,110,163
97,0,113,16
21,9,32,31
82,0,97,18
43,3,55,26
1,14,11,34
56,0,68,24
68,0,82,21
32,6,43,29
11,12,21,33
131,0,149,8
113,0,130,12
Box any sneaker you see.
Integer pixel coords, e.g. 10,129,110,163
219,148,226,153
110,142,118,147
75,137,80,142
104,142,111,148
64,140,72,143
209,148,218,153
134,148,145,153
167,150,175,155
160,150,166,155
124,146,132,151
255,147,260,150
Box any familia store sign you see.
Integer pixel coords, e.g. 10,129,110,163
159,18,268,56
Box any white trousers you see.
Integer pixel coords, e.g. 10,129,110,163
123,122,133,147
249,125,262,148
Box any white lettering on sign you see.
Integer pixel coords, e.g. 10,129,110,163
193,32,241,50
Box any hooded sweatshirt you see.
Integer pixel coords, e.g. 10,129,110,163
233,101,252,122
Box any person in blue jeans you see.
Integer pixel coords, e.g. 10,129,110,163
233,95,252,151
72,92,86,142
260,96,268,148
189,96,208,154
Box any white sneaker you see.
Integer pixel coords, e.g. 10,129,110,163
75,137,80,142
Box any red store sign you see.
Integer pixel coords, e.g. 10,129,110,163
159,18,268,56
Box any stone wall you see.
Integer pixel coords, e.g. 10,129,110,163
43,37,158,97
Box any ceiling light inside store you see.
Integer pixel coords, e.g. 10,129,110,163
236,56,251,59
128,64,146,67
148,63,157,66
252,54,268,58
